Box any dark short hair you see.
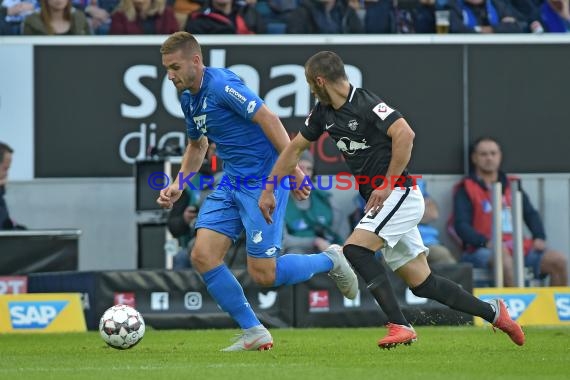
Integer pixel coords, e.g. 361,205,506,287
468,136,501,173
0,142,13,162
305,51,348,83
469,136,501,156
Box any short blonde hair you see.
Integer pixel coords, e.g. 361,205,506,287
160,31,202,57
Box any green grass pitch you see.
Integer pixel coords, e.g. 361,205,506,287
1,326,568,380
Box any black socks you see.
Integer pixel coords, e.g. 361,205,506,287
411,273,495,323
343,244,409,326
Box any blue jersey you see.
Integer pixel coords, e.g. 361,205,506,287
180,67,278,178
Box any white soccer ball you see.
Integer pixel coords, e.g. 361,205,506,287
99,304,145,350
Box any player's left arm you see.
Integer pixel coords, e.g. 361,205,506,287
365,118,415,213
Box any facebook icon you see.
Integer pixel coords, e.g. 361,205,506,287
150,292,170,310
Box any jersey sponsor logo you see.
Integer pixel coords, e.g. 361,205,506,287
9,301,68,329
325,123,334,130
373,102,395,120
224,85,246,104
193,114,207,134
336,137,371,155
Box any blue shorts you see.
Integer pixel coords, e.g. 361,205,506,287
194,178,288,258
461,247,544,279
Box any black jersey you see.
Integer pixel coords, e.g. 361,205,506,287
300,85,412,201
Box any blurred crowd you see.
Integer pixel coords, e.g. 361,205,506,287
1,0,569,36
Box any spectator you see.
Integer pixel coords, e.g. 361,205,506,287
540,0,570,32
286,0,364,34
282,150,346,254
110,0,179,34
185,0,265,34
416,178,457,265
1,0,38,35
22,0,91,35
508,0,545,33
265,0,298,24
0,142,26,230
73,0,117,34
452,136,568,287
365,0,425,33
448,0,526,33
172,0,201,30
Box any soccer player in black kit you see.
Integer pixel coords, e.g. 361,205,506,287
259,51,525,348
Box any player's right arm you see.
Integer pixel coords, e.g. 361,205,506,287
157,136,209,209
258,133,312,224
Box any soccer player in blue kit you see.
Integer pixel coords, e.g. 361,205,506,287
157,32,358,351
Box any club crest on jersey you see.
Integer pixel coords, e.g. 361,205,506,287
347,119,359,131
251,230,263,244
373,102,395,121
336,137,371,155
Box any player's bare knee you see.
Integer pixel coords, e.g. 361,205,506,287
248,267,275,287
190,247,222,272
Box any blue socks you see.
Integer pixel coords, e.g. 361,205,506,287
202,254,334,328
202,264,260,329
273,253,333,287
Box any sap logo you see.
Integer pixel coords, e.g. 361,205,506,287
478,295,536,320
554,293,570,321
9,301,68,329
258,291,277,309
